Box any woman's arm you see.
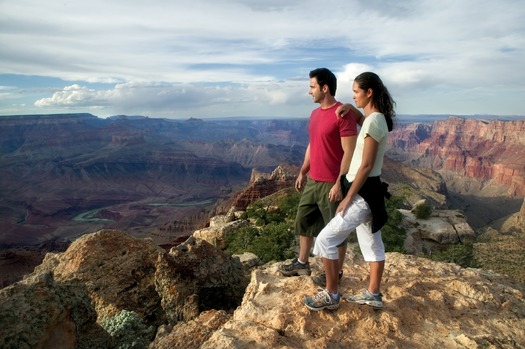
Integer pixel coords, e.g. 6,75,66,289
336,103,364,126
336,134,379,215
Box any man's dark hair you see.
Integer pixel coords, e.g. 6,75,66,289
309,68,337,96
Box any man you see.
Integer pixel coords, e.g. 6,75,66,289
279,68,362,284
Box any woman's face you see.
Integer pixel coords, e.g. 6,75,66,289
352,81,371,109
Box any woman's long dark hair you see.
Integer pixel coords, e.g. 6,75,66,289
354,72,396,131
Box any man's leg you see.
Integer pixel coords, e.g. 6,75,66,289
337,243,347,273
298,235,313,263
311,179,348,286
280,179,318,276
311,243,345,286
323,257,339,294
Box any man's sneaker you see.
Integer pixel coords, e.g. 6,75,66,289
311,271,343,286
347,289,383,309
279,258,311,276
304,289,340,311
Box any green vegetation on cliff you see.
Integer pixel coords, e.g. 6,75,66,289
226,189,409,262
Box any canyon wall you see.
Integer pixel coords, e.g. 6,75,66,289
388,117,525,196
0,114,308,247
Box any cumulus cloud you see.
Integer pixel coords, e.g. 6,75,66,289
33,79,310,118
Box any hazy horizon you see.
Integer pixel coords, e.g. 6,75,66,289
1,112,523,124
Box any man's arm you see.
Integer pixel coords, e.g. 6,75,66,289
296,143,311,192
328,135,357,202
336,103,364,126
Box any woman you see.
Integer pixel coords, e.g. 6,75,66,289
304,72,395,311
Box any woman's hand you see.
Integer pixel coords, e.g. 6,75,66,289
328,182,343,202
336,195,352,216
336,103,364,125
336,103,353,118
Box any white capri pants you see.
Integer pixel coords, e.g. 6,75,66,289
313,194,386,262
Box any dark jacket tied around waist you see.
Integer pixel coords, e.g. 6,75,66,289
340,175,391,233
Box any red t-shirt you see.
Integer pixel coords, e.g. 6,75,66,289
308,102,358,182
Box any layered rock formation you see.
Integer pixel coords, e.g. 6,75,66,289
1,229,524,349
381,157,448,209
388,117,525,196
401,208,476,254
221,164,298,212
0,114,312,248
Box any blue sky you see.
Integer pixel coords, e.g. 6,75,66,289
1,0,524,119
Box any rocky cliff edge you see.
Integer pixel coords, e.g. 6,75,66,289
1,229,524,349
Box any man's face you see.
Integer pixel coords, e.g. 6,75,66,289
309,77,324,104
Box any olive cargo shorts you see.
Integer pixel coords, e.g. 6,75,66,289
295,177,338,237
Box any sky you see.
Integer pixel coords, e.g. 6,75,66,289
1,0,524,119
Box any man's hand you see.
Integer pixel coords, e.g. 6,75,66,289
295,172,307,192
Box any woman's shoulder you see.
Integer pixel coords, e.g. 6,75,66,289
364,112,388,136
369,111,385,119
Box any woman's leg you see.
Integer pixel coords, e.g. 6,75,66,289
355,223,386,294
368,260,385,294
313,195,372,294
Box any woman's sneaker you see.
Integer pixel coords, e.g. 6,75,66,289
279,258,311,276
311,271,343,286
347,289,383,309
304,289,340,311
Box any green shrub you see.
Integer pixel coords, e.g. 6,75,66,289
413,202,432,219
382,195,407,253
226,226,260,253
250,222,295,263
102,310,152,349
276,190,301,219
428,243,480,268
245,200,284,226
226,222,295,263
244,190,301,226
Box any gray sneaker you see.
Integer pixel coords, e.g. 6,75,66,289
347,289,383,309
304,289,340,311
279,258,311,276
311,271,343,286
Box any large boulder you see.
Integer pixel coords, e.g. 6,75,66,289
155,236,248,323
34,229,164,326
0,272,110,349
401,209,476,254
